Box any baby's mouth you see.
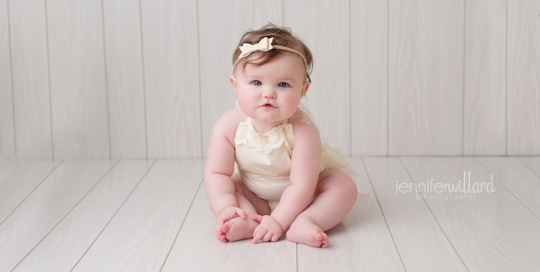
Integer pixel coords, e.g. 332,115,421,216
262,103,275,108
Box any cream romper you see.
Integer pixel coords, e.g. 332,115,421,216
234,103,366,212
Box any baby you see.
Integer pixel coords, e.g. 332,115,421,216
204,24,359,248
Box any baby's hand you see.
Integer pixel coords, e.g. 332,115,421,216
251,215,284,243
217,206,247,225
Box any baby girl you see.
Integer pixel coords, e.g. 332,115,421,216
204,23,359,248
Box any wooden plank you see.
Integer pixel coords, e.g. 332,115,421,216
520,156,540,178
363,157,467,271
507,0,540,155
0,0,15,159
297,158,404,271
13,160,155,272
141,0,201,158
401,157,540,271
161,180,296,271
350,0,388,156
463,0,506,155
0,160,115,271
103,0,147,159
0,160,61,223
47,0,109,159
72,159,203,271
477,157,540,219
9,0,53,159
285,0,351,155
389,0,464,155
199,0,282,156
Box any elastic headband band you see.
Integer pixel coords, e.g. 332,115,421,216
233,37,308,70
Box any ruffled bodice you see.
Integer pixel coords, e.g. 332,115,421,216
234,118,294,154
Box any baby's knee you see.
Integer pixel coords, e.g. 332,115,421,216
340,177,358,203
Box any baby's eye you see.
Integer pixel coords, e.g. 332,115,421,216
278,82,289,88
251,80,262,86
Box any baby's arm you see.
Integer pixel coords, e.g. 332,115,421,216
204,109,242,219
271,121,321,231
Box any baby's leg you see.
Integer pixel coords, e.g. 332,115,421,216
217,175,268,242
286,169,357,248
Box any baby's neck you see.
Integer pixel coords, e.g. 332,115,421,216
250,118,284,134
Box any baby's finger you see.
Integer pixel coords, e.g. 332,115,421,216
236,209,247,220
218,214,231,225
263,232,274,242
251,214,262,223
252,229,266,244
271,234,280,242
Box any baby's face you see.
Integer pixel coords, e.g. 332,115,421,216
231,53,309,126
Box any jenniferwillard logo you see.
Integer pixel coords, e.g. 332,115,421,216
395,171,497,200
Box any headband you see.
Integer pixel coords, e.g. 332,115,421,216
233,37,308,70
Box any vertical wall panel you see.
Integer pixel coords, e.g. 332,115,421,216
141,0,200,158
351,0,388,156
0,0,15,159
508,0,540,155
285,0,350,155
10,0,52,159
389,0,464,155
199,0,282,156
47,0,109,159
464,0,506,155
103,0,147,159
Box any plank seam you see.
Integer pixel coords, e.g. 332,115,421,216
462,0,466,156
45,0,55,160
70,159,157,271
398,158,471,272
387,0,390,157
100,0,112,160
0,160,64,227
360,158,408,272
139,0,149,159
519,157,540,180
6,0,16,158
12,159,121,271
196,0,203,159
159,175,204,271
476,157,540,222
505,0,508,155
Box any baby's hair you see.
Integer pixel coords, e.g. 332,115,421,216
232,23,313,82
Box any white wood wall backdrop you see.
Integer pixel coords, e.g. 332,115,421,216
0,0,15,159
103,0,147,159
508,0,540,155
9,0,52,159
389,0,464,155
47,0,109,159
351,0,388,156
286,0,351,153
464,0,506,155
141,0,201,158
1,0,539,159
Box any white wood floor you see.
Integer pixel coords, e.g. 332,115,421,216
1,157,540,271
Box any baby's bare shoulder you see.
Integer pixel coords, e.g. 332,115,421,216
289,118,320,142
211,107,245,141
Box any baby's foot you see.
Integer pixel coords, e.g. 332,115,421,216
286,218,329,248
218,216,259,242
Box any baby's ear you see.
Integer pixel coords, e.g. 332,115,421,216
301,81,310,97
229,75,236,86
229,75,237,91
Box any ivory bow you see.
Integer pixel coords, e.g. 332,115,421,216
239,37,274,58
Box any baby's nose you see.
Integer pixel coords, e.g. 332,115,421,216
262,88,276,98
